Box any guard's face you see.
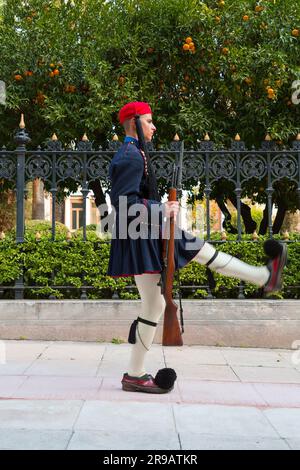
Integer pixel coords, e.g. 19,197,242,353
140,113,156,142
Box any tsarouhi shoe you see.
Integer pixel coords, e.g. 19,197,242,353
121,368,177,394
264,240,288,293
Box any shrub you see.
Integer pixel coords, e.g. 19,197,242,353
0,230,299,299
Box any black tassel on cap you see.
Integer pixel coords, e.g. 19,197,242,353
264,240,283,259
154,368,177,390
128,319,138,344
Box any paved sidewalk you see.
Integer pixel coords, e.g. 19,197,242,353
0,340,300,450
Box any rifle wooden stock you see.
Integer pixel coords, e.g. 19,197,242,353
162,187,183,346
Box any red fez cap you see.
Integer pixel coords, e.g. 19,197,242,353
119,101,152,124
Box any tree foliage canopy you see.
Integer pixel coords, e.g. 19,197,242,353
0,0,299,146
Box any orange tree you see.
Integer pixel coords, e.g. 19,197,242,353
0,0,300,231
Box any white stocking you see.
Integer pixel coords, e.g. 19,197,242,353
127,273,165,377
193,242,270,287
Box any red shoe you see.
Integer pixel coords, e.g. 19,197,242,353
121,372,174,394
264,241,288,293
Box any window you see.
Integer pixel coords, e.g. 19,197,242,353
90,198,100,225
71,199,84,230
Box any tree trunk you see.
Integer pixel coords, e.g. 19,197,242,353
228,196,257,234
282,210,300,233
259,203,270,235
89,180,111,232
32,178,45,220
0,190,15,232
215,197,238,234
272,200,287,234
55,199,65,224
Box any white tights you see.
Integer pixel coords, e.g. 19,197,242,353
127,274,165,377
127,242,270,377
193,242,270,287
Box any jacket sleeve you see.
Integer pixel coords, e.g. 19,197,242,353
109,146,145,207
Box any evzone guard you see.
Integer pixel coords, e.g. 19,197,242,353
107,101,287,394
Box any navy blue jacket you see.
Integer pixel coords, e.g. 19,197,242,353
107,138,203,277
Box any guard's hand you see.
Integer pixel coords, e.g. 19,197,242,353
164,201,179,219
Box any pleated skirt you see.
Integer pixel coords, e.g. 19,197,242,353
107,217,204,277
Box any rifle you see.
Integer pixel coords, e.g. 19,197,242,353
160,142,184,346
135,115,183,346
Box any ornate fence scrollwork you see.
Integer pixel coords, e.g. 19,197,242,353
0,152,16,182
209,153,236,183
151,153,175,184
240,154,267,182
271,154,298,183
56,154,84,185
25,153,52,182
87,154,113,182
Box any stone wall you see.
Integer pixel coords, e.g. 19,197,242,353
0,300,299,349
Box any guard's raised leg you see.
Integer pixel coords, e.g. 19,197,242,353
193,239,287,293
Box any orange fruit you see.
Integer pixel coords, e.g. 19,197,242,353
50,63,55,68
215,16,221,23
221,47,229,55
243,15,249,21
255,5,264,12
188,42,195,49
185,37,193,44
14,74,23,81
118,76,125,85
65,85,76,93
24,71,33,76
36,93,45,103
218,0,225,6
244,77,252,85
292,29,300,37
183,43,190,51
49,71,55,77
53,69,59,76
267,88,275,99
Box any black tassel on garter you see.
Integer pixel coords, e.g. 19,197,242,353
128,319,138,344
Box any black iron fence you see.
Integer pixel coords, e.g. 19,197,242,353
0,118,300,300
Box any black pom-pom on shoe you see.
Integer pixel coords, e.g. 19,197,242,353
154,368,177,390
263,239,283,259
